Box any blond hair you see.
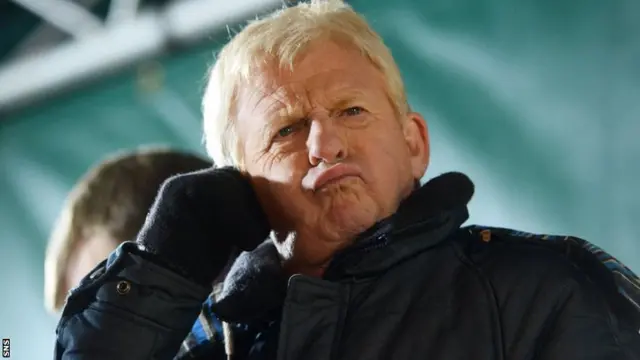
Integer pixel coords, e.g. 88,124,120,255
202,0,408,168
44,148,211,313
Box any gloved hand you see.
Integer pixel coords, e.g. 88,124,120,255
135,166,271,286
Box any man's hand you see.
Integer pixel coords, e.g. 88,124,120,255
135,167,271,286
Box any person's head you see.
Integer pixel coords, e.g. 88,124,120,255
203,0,430,274
44,147,212,313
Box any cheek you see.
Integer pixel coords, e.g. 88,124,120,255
248,152,312,227
259,152,307,186
356,128,413,203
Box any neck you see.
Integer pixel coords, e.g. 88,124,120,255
282,259,328,277
274,230,355,278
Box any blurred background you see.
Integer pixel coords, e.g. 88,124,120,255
0,0,638,358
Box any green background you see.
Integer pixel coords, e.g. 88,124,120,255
1,0,638,358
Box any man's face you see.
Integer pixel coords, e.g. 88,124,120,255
235,40,429,270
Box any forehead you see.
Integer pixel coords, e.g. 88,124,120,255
237,41,388,119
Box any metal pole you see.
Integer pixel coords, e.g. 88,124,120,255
10,0,103,39
0,0,282,114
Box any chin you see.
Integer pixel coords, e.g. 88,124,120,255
319,182,380,240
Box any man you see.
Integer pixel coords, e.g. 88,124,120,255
44,147,212,313
55,1,640,359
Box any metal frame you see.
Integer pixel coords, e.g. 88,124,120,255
10,0,103,39
0,0,283,114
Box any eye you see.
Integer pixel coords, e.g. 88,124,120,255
342,106,365,116
277,125,295,138
275,118,309,139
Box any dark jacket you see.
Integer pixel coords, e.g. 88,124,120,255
55,172,640,360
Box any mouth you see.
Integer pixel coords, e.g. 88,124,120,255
312,163,362,191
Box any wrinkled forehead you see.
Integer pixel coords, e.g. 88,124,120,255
237,58,387,119
244,74,356,113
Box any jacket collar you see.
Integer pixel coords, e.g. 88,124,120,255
213,172,474,323
324,172,472,280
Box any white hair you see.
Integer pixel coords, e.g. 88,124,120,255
202,0,408,168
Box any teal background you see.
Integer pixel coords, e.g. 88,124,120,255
0,0,638,358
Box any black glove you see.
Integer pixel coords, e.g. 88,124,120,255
135,167,271,286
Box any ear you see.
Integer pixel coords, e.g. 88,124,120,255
402,112,430,180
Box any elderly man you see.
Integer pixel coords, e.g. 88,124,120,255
55,1,640,359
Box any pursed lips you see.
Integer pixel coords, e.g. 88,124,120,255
311,163,362,191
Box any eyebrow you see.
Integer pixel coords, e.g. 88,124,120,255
255,101,305,142
330,88,368,105
332,97,359,112
324,90,370,116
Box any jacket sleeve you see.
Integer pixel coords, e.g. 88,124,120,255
537,267,640,360
54,242,213,360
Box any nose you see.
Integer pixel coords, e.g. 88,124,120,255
306,118,347,166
